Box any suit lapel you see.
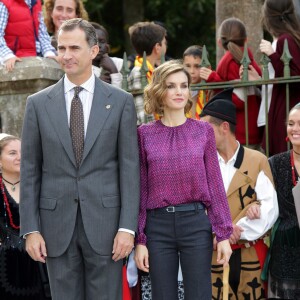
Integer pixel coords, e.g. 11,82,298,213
45,78,76,166
82,78,113,162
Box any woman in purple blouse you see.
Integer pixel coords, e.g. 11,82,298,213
134,60,233,299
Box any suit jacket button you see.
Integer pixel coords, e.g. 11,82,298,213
74,198,78,203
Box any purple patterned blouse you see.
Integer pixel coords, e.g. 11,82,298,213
137,118,232,245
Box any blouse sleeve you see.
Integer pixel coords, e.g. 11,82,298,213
269,34,300,78
207,70,225,83
203,125,233,241
136,127,148,245
237,170,279,240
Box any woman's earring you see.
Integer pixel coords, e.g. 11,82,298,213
286,136,290,142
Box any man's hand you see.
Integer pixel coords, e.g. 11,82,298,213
25,232,47,263
246,203,261,220
100,54,118,74
229,224,244,244
134,244,149,273
216,239,232,267
5,56,22,72
112,231,134,262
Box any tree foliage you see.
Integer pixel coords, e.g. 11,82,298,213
84,0,216,67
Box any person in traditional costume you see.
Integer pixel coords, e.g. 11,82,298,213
266,103,300,299
200,89,279,300
0,134,50,300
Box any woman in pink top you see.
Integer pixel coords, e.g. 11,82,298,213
134,60,232,299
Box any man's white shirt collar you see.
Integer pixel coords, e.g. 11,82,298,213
64,73,95,95
217,141,240,165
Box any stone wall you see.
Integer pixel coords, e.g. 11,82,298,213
0,57,64,136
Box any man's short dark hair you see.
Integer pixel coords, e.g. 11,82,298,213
204,115,236,134
129,22,166,56
59,18,98,48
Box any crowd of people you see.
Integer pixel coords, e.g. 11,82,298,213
0,0,300,299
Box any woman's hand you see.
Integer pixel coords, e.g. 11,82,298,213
216,239,232,267
134,244,150,273
260,39,274,56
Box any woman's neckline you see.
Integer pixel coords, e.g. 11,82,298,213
159,117,189,128
2,183,19,206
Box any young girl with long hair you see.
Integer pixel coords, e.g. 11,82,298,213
200,17,263,149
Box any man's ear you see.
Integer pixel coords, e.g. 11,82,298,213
90,44,100,60
153,42,161,55
221,121,231,132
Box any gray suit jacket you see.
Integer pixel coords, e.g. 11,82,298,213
20,76,140,257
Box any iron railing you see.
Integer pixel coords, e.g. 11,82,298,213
120,40,300,157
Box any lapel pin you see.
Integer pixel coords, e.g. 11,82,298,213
105,105,111,109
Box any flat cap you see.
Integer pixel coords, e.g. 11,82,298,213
200,88,236,124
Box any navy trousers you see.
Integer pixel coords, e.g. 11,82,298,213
146,205,213,300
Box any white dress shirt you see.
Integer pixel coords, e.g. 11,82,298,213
218,142,240,193
64,74,94,136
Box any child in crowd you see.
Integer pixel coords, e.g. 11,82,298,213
90,22,123,88
200,18,262,149
183,45,205,119
127,20,171,70
128,21,167,124
0,0,56,71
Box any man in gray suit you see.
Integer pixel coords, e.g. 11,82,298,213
20,18,140,300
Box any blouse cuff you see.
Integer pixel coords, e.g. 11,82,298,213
136,233,147,245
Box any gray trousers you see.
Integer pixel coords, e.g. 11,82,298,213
46,206,122,300
146,206,213,300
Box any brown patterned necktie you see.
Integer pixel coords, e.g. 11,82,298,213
70,86,84,168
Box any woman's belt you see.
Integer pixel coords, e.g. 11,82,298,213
150,202,204,213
